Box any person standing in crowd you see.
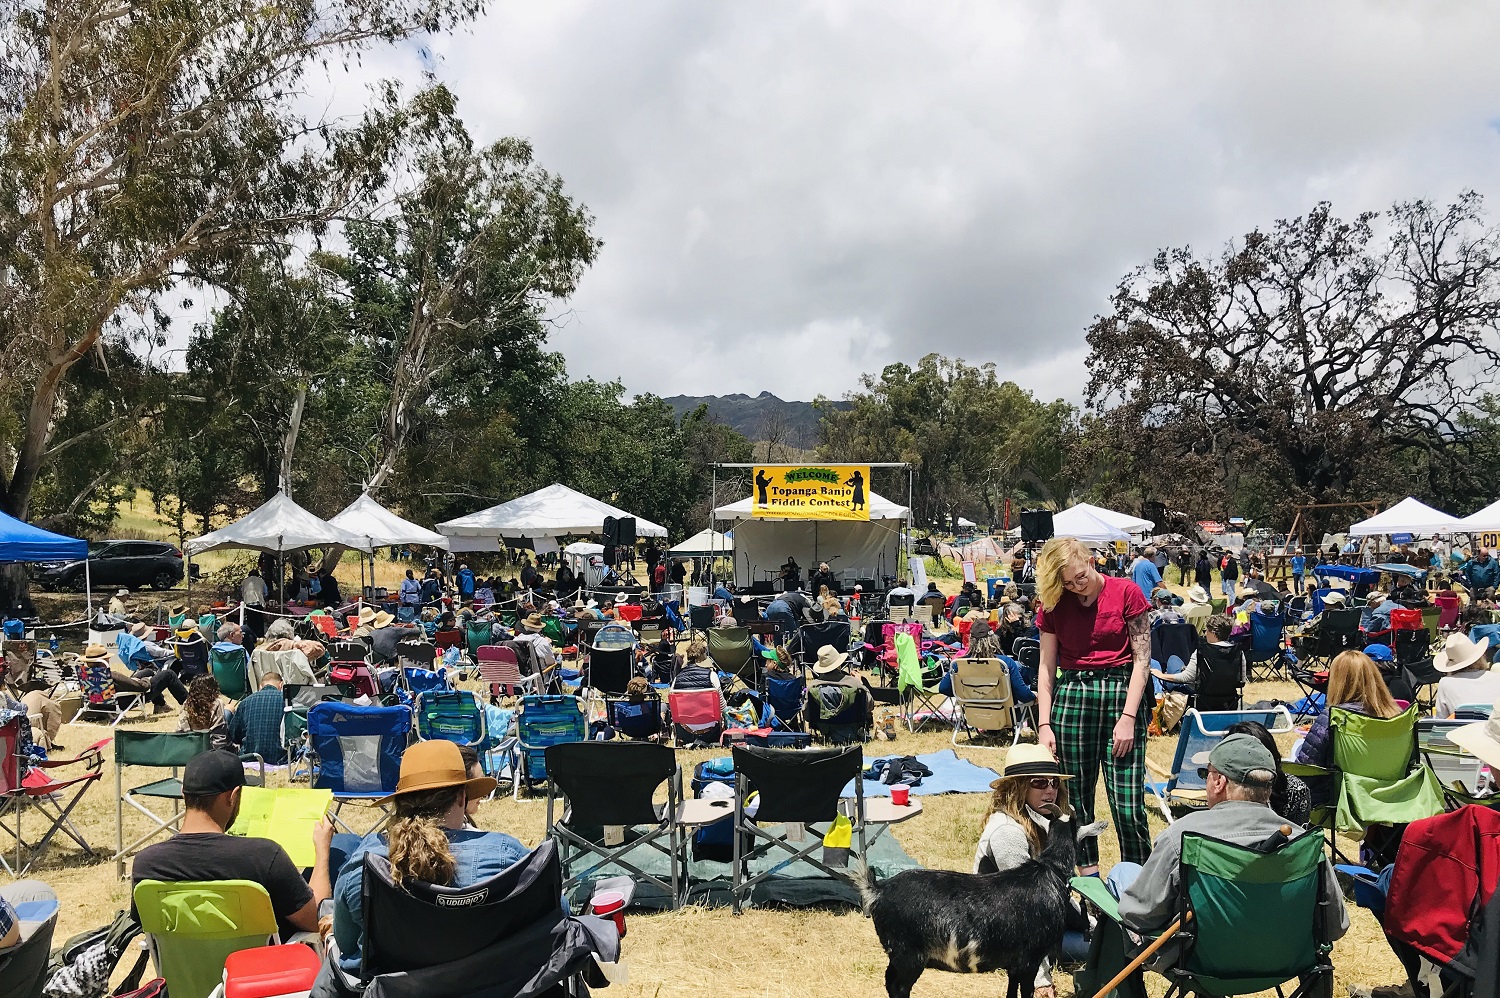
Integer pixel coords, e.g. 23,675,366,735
1194,549,1214,594
1129,546,1163,602
1034,537,1152,873
1220,551,1239,599
399,569,421,610
809,562,838,596
1290,548,1306,595
670,557,688,591
456,564,476,602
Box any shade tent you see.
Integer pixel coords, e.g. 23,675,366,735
1050,507,1132,544
669,529,733,557
185,492,371,556
713,490,909,586
563,541,604,557
0,511,87,563
1347,497,1460,537
328,494,449,551
1060,502,1154,535
436,484,666,552
1459,499,1500,532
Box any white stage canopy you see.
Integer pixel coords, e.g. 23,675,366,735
329,494,449,550
1459,499,1500,532
436,484,667,551
670,529,733,557
713,490,909,586
186,492,371,556
1348,497,1460,537
1051,507,1132,544
1061,502,1154,535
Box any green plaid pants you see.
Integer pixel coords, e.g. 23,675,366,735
1053,667,1151,866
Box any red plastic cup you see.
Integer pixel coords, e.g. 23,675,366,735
591,890,627,937
891,785,910,806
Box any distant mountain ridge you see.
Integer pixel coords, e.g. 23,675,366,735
663,391,846,445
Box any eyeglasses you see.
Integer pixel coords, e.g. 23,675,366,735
1061,568,1092,590
1027,777,1062,790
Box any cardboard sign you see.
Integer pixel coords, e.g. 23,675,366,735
751,465,871,520
962,561,976,584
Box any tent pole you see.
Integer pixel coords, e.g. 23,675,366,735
85,558,92,621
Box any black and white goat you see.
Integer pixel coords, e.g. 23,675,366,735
858,810,1108,998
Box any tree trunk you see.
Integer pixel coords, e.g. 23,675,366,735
279,387,307,495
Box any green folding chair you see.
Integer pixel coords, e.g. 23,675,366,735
895,631,946,732
133,880,278,998
114,731,212,878
209,645,252,701
1073,830,1333,998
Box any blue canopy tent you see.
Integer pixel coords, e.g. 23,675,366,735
0,510,91,614
1312,563,1383,598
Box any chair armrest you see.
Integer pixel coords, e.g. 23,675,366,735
1282,761,1331,778
1071,875,1121,923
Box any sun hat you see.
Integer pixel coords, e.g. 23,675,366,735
129,622,150,637
1366,591,1387,604
520,613,546,633
114,589,129,598
1322,591,1347,606
372,610,395,629
988,743,1071,789
170,603,187,616
573,599,587,609
1196,733,1276,784
1188,585,1210,605
82,644,109,661
357,606,377,626
1435,632,1491,674
812,645,849,675
378,739,496,805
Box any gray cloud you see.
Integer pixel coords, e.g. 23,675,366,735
308,1,1500,403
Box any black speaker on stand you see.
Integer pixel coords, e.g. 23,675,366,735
1020,509,1054,544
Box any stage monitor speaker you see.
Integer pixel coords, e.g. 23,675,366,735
1142,501,1166,527
1020,509,1054,543
617,516,636,547
603,516,619,545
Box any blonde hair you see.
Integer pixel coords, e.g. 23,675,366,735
986,775,1074,855
1327,650,1400,719
386,786,463,887
1036,537,1092,611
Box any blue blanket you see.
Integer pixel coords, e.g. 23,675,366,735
842,749,999,798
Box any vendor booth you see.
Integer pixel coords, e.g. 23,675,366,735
436,483,666,553
1348,497,1460,537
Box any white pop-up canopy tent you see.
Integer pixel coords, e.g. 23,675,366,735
437,483,667,553
1348,497,1461,537
670,529,734,557
329,494,449,550
1459,499,1500,532
186,492,371,556
1061,502,1155,536
1051,507,1132,544
713,490,909,586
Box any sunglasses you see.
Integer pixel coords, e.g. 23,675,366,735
1027,777,1062,790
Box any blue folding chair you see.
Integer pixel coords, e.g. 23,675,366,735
765,673,807,729
415,690,486,751
605,698,665,741
307,702,411,833
402,667,449,697
1146,707,1294,823
1246,608,1292,681
510,695,587,799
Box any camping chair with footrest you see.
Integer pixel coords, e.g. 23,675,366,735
306,702,410,834
134,880,281,998
113,731,214,878
78,661,146,726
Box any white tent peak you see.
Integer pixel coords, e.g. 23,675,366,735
329,494,449,550
1348,497,1460,537
186,491,371,556
671,528,733,556
436,483,667,539
1051,507,1131,544
1460,499,1500,532
1061,502,1154,534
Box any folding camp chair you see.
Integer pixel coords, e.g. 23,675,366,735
1145,707,1294,823
1151,622,1199,684
432,629,463,654
113,731,214,877
401,667,448,697
0,733,110,876
606,696,665,741
78,660,147,726
1245,608,1291,681
729,745,867,914
687,604,716,633
545,741,682,905
1193,640,1245,713
765,672,807,729
511,695,587,799
895,631,946,731
306,702,411,834
667,689,723,747
1302,607,1362,670
396,638,436,672
1013,637,1041,691
309,613,340,641
919,593,947,623
210,643,253,701
134,880,280,998
706,627,757,687
476,645,541,702
465,618,495,659
415,690,486,751
1435,593,1461,631
1404,656,1443,714
950,657,1015,748
0,881,58,998
793,620,852,669
584,624,636,697
1072,829,1333,998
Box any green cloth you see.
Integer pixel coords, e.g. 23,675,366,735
1331,706,1445,833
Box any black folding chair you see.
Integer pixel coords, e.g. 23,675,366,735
1303,608,1363,669
1013,637,1041,691
1404,657,1443,715
545,741,681,906
792,620,852,668
1194,641,1245,713
730,745,867,913
687,604,715,632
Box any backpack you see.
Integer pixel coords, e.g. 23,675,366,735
43,909,148,998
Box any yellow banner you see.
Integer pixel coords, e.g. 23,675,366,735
752,465,871,520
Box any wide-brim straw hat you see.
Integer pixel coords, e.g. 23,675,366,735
1448,713,1500,771
357,606,377,625
377,740,496,805
114,589,129,598
521,613,546,633
989,743,1073,789
1322,591,1347,606
129,622,149,637
1188,585,1210,605
1436,632,1491,674
812,644,849,675
372,611,396,629
83,644,110,662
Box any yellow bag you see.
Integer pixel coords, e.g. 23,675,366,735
822,813,852,867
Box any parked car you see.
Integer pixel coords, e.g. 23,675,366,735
31,539,185,592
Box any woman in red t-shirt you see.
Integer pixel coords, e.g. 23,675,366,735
1034,536,1152,872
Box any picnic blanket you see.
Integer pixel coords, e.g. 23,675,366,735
842,749,998,798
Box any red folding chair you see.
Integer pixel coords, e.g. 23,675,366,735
0,720,110,874
1436,593,1461,630
667,689,724,746
617,604,643,623
476,645,539,701
433,629,464,653
311,615,339,640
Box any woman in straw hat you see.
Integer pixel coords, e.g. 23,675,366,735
330,740,520,973
1433,632,1500,719
973,743,1081,998
1033,536,1152,873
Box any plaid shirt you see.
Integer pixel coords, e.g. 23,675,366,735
228,685,286,765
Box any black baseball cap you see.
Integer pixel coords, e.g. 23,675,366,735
182,751,247,796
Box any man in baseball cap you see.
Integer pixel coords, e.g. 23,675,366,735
1104,734,1348,972
131,751,332,941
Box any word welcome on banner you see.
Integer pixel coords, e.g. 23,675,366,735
751,465,871,521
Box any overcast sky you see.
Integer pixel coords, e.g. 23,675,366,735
308,1,1500,404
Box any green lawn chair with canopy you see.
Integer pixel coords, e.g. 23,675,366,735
210,644,252,701
1073,829,1335,998
133,879,278,998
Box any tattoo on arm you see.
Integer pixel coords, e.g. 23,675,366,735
1128,612,1151,660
